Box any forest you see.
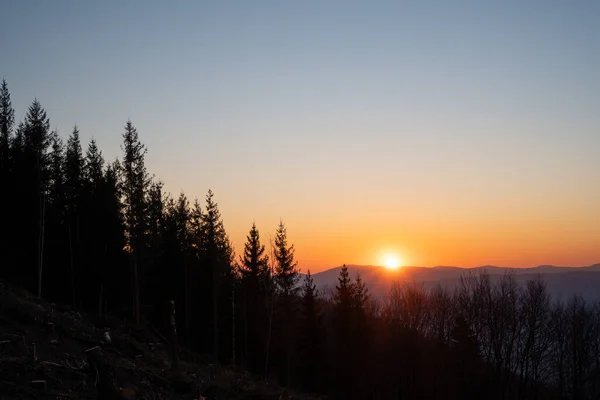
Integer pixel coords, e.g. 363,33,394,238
1,79,599,400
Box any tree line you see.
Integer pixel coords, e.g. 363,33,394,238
1,80,599,399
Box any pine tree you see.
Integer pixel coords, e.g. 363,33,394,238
22,100,51,296
333,264,358,399
145,179,165,315
64,126,84,307
200,189,234,360
298,271,323,391
0,79,15,276
121,121,150,324
161,193,192,342
272,220,299,385
102,161,127,313
147,179,165,269
353,273,369,311
4,121,24,281
174,193,192,341
239,223,270,370
240,223,269,287
334,264,353,308
45,133,68,302
48,134,65,207
273,220,299,296
0,79,14,172
81,139,107,312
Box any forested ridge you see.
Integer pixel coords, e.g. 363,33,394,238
1,80,599,399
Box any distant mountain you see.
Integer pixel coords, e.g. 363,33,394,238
307,264,600,302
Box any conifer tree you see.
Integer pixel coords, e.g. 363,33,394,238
353,273,369,310
273,220,299,296
161,192,192,341
333,264,359,399
200,189,234,360
0,80,15,275
298,271,323,391
174,193,192,340
102,160,127,313
45,133,68,302
64,126,84,306
121,121,150,324
334,264,353,309
81,139,107,312
48,134,65,206
22,99,51,296
147,179,165,269
239,223,270,370
272,220,299,385
0,79,14,172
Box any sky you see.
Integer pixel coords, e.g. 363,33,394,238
1,1,599,271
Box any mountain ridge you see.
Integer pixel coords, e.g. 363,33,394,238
305,263,600,301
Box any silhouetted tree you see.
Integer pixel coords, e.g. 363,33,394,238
80,139,106,312
101,161,127,314
238,223,270,371
331,265,356,399
0,79,15,278
64,126,84,307
200,189,234,361
272,220,299,385
44,133,68,303
21,99,51,296
297,271,323,391
121,121,150,325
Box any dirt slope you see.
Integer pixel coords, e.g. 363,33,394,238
0,280,327,400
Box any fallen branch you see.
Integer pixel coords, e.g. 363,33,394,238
41,361,63,368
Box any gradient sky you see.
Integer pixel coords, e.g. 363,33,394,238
2,1,599,271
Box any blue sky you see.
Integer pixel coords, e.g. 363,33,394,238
1,1,599,269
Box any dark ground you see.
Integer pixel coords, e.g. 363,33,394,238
0,280,327,400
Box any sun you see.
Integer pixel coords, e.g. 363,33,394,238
383,254,402,270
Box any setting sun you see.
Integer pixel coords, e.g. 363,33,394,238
383,254,402,270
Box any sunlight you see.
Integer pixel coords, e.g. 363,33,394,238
382,253,403,270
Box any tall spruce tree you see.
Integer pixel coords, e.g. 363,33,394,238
333,264,358,399
0,79,15,275
200,189,234,360
102,160,127,313
0,79,14,172
161,193,192,342
21,99,51,296
298,271,323,391
64,126,84,307
239,223,270,370
45,133,68,302
272,220,299,385
174,193,192,342
81,139,106,312
273,220,299,296
121,121,150,324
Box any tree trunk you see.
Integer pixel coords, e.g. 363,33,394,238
264,289,274,380
244,293,248,365
170,300,179,371
37,192,45,298
184,261,190,344
133,256,140,325
67,213,76,307
232,290,236,366
212,263,219,361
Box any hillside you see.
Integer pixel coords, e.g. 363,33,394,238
310,264,600,301
0,280,327,400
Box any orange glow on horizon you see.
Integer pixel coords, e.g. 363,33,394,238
382,253,402,270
